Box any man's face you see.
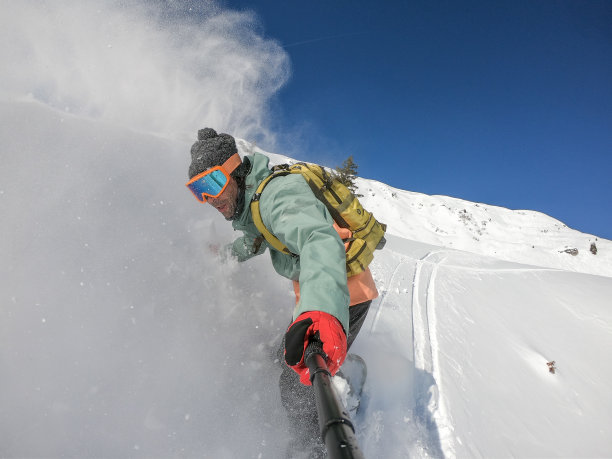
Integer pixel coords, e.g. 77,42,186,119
207,176,239,219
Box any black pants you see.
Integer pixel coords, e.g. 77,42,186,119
278,300,371,453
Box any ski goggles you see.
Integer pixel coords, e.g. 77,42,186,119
186,153,242,202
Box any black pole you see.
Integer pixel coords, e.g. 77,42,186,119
304,340,365,459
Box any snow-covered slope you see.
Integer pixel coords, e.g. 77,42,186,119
357,235,612,457
2,101,611,458
357,178,612,279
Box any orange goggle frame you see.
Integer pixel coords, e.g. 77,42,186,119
186,153,242,202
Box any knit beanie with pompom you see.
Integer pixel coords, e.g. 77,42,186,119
188,128,238,179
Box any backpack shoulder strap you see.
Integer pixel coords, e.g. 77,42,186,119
250,167,296,256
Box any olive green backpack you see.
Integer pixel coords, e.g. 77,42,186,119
250,162,387,276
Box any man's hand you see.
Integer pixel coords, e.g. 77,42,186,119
284,311,347,385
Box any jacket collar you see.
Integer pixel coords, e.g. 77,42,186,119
233,152,272,227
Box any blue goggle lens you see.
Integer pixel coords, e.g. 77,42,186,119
188,169,228,201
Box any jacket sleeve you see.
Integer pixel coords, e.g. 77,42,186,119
259,174,350,332
226,232,267,262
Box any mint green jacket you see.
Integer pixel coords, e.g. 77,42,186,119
228,153,350,331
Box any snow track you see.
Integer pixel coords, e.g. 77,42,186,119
412,250,443,375
359,248,450,458
411,251,454,458
358,254,420,458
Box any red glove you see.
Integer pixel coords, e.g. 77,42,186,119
284,311,347,385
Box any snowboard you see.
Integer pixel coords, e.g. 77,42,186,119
333,353,367,416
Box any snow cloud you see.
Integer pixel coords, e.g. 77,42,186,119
0,2,292,455
0,0,290,143
0,101,291,456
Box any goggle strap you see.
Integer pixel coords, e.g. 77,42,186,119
222,153,242,175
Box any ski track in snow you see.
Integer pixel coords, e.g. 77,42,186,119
365,250,450,458
368,249,454,456
412,251,454,458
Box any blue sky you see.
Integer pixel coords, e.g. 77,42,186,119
222,0,612,240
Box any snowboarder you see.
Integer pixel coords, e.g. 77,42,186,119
186,128,378,457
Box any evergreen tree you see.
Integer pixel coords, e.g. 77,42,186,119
334,155,361,196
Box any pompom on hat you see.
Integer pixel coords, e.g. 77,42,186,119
188,128,238,179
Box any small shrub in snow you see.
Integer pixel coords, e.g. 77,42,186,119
547,361,557,374
590,243,597,255
560,248,579,256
